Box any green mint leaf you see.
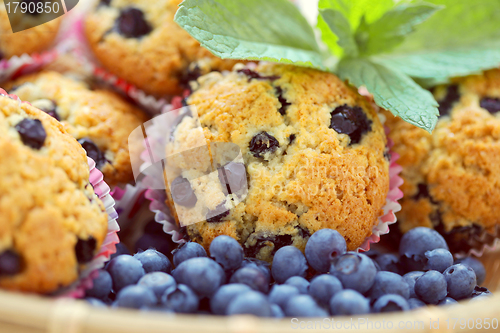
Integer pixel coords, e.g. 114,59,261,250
174,0,324,69
317,0,393,57
355,2,441,56
375,0,500,81
319,9,358,57
337,58,438,132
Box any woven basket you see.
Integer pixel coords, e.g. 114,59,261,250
1,250,499,333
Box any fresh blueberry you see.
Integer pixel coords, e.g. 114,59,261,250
226,290,272,317
363,248,380,260
372,294,409,313
368,271,410,300
305,229,346,273
471,286,492,298
309,274,343,306
399,227,449,271
106,255,145,292
443,264,476,300
218,162,247,195
134,249,172,274
209,235,243,271
75,237,97,264
161,284,199,313
438,297,458,306
329,289,370,316
408,298,426,309
285,294,329,318
115,285,157,309
455,257,486,285
15,119,46,150
170,176,197,208
172,242,207,267
172,257,225,297
85,269,112,300
480,97,500,113
249,132,279,158
271,304,285,318
271,246,308,284
268,284,300,310
403,271,424,299
375,254,401,274
86,298,107,307
330,252,377,294
284,276,309,294
424,249,453,273
330,105,372,144
78,138,107,169
414,270,447,304
138,272,176,301
116,8,152,38
210,284,252,315
134,234,172,256
0,250,22,276
109,243,131,261
241,258,271,282
229,266,269,293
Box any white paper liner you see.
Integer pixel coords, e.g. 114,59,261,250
140,103,404,252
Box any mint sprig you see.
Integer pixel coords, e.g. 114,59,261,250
174,0,500,133
374,0,500,86
174,0,324,69
337,58,438,131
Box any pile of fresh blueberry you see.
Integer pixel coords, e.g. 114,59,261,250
85,227,492,317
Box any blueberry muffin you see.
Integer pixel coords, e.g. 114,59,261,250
84,0,240,97
385,69,500,253
165,64,390,261
0,3,61,59
4,71,148,186
0,94,108,293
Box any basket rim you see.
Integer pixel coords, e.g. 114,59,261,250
1,290,500,333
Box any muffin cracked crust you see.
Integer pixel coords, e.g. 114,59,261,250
0,95,108,293
165,64,390,261
84,0,240,96
4,71,148,186
385,69,500,253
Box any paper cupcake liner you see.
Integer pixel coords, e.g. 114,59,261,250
452,225,500,259
139,104,404,252
0,50,59,83
57,157,120,298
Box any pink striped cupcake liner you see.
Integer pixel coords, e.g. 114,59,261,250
138,101,404,253
57,157,120,298
0,50,59,83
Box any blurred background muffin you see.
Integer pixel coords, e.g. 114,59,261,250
385,69,500,253
84,0,240,97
